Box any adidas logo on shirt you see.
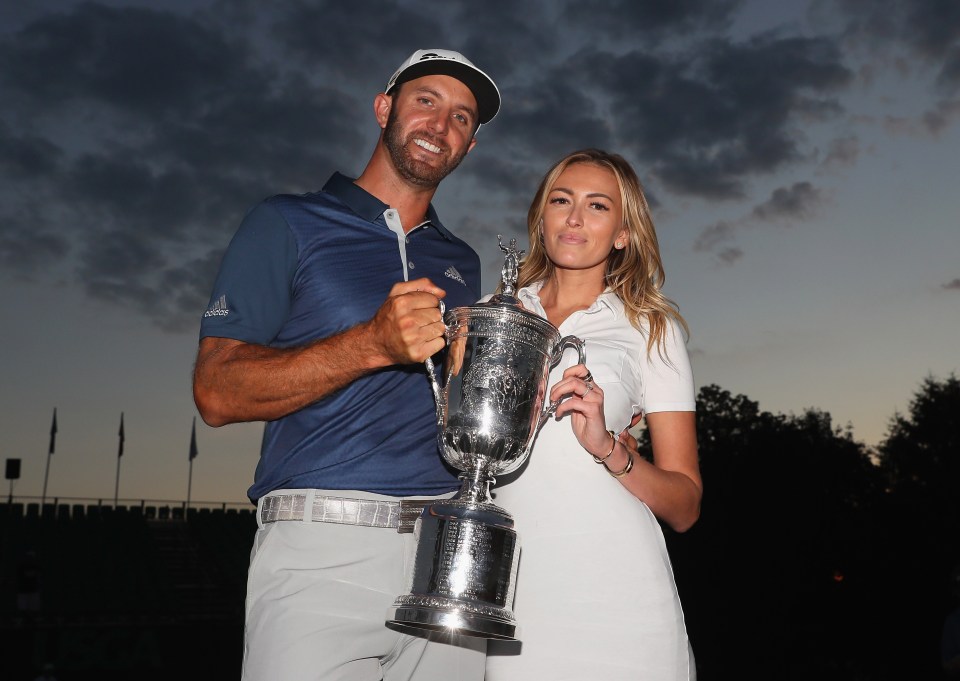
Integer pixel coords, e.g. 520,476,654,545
444,266,466,286
204,294,229,317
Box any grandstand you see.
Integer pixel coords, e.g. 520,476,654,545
1,501,256,680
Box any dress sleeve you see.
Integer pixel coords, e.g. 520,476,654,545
198,200,298,345
638,317,696,414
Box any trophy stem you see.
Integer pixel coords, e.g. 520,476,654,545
457,465,495,505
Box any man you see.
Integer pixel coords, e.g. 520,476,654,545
193,49,500,681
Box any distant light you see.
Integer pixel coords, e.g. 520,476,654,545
833,569,844,583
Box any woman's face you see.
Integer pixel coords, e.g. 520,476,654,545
541,162,627,277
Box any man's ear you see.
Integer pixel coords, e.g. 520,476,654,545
466,137,478,154
374,93,392,129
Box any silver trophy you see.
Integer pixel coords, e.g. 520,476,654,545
386,236,586,640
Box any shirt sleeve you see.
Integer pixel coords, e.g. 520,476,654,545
638,317,696,414
199,200,298,345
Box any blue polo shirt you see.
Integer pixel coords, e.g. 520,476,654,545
200,173,482,500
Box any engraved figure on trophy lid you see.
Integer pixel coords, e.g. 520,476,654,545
498,235,525,297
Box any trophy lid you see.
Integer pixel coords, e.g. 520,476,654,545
445,234,560,342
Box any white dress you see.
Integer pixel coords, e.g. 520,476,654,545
485,283,697,681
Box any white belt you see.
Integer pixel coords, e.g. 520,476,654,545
259,493,427,533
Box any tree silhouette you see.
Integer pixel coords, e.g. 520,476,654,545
879,374,960,510
650,384,883,680
872,374,960,679
655,377,960,680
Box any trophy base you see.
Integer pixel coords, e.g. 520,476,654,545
387,595,517,640
386,501,521,641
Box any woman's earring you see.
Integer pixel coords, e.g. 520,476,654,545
615,241,623,249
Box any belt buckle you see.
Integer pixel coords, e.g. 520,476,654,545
397,499,432,533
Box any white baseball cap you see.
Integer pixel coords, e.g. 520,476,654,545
385,49,501,125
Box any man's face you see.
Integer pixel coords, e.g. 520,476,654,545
383,74,479,188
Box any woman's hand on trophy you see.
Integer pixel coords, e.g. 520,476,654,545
549,364,612,459
365,278,448,365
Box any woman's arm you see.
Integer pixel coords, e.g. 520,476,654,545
550,365,702,533
609,411,701,532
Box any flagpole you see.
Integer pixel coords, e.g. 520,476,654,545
187,417,197,513
41,456,51,506
42,408,57,506
114,456,121,506
114,413,124,507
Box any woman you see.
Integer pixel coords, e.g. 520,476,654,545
485,149,702,680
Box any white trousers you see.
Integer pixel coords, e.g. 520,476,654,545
243,490,486,681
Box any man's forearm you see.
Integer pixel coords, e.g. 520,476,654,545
194,278,448,427
194,322,386,426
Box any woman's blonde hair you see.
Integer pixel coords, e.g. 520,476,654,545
517,148,688,356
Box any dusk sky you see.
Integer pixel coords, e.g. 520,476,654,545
2,0,958,506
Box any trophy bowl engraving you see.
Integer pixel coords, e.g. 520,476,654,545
439,305,560,477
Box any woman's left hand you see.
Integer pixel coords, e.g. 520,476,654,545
549,363,614,459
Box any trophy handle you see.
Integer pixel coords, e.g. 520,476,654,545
424,301,448,426
537,335,587,431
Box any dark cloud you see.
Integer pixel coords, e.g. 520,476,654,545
0,3,248,116
943,278,960,291
157,247,228,333
451,0,558,86
273,0,448,81
694,218,744,265
751,182,823,222
820,135,860,168
836,0,960,59
74,229,225,333
75,227,167,301
922,99,960,135
0,0,951,330
577,34,850,198
717,247,744,265
0,122,63,177
0,221,70,280
834,0,960,92
564,0,741,39
694,220,737,252
447,56,619,204
472,76,613,183
61,153,205,239
940,46,960,91
0,2,371,331
148,73,363,190
693,181,822,262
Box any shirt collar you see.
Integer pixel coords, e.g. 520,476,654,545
321,172,453,240
595,289,623,319
517,280,623,321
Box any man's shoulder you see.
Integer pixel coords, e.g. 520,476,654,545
253,188,357,237
436,223,480,258
263,188,343,213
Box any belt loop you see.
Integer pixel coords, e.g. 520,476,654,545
256,496,267,529
302,489,317,523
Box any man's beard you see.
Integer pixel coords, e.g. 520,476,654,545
383,106,470,187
